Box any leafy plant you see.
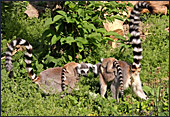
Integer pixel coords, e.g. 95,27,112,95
43,1,129,63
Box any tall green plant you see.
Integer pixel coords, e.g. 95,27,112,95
43,1,131,63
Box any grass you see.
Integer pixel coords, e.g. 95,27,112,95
1,3,169,116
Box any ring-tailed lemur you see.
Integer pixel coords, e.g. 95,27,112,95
91,1,154,102
5,38,92,94
92,58,148,102
92,58,124,102
61,62,92,91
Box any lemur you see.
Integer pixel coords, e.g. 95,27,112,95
92,58,124,102
61,62,92,92
5,38,92,94
91,1,154,102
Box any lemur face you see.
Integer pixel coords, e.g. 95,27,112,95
92,65,98,75
92,63,101,75
77,62,92,77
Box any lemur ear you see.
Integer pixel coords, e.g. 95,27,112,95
81,61,83,64
86,63,93,68
101,58,103,62
77,64,81,68
92,65,96,68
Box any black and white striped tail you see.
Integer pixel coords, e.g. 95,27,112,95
129,2,154,73
61,68,66,91
113,60,124,97
5,38,37,81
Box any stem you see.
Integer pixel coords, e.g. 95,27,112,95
131,76,133,116
73,43,75,61
154,76,158,116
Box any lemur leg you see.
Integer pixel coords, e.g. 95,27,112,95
132,73,148,100
99,73,107,98
111,78,120,102
106,61,115,73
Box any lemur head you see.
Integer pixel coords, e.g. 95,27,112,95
77,62,92,77
92,63,101,76
91,58,103,76
91,58,103,75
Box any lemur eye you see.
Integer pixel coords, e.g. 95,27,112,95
81,70,85,74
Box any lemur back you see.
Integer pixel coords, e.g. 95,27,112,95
5,38,92,94
61,62,92,91
35,65,82,94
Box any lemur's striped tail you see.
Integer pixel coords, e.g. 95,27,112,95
61,68,67,91
113,60,124,97
129,2,154,73
5,38,37,81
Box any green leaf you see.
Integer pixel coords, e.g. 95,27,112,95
75,37,88,44
142,85,152,94
78,24,82,28
69,2,76,9
60,38,66,45
66,16,74,23
53,15,63,22
68,55,72,61
84,14,91,20
114,35,125,40
65,1,70,5
83,22,96,32
88,33,101,40
111,15,124,21
73,13,77,18
13,61,19,68
44,55,61,65
86,3,94,8
94,1,103,7
92,14,99,21
35,62,44,73
66,37,75,45
103,31,120,36
96,28,107,33
57,10,67,17
89,23,96,31
44,18,53,27
77,53,82,59
76,42,84,52
51,35,61,45
83,28,88,33
60,37,75,45
44,55,55,64
1,69,8,78
77,8,84,17
55,22,62,31
102,37,114,42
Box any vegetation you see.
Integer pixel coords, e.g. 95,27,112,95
1,1,169,116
